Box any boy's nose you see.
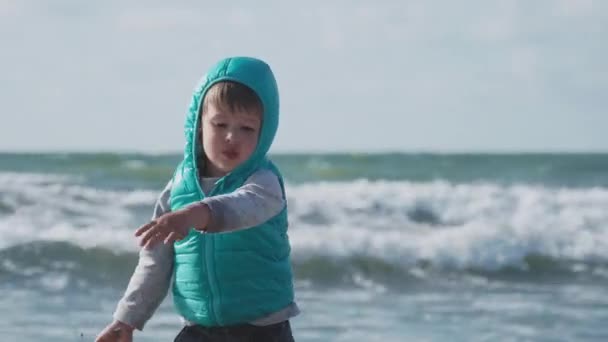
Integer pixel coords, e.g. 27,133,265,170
225,131,234,142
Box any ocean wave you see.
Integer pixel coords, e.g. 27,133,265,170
1,174,607,276
1,241,607,293
0,172,157,250
0,241,137,291
287,180,608,270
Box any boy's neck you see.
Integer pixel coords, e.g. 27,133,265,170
201,156,228,178
202,167,225,178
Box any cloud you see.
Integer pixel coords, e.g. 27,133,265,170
0,0,23,19
0,0,27,22
114,7,205,32
469,2,519,43
510,46,539,77
553,0,595,17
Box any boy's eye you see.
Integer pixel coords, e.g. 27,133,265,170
213,122,227,128
241,126,256,133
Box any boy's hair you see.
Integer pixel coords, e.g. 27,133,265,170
201,81,263,117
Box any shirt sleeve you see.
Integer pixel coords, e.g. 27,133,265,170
113,180,175,330
203,169,286,233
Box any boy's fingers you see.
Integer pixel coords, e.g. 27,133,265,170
144,232,165,249
139,224,163,246
164,232,178,244
135,221,156,237
140,230,160,247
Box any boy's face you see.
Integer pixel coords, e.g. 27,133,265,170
200,103,261,177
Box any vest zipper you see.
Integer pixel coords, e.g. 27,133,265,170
193,175,222,325
205,231,221,325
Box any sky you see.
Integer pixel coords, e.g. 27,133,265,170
1,0,606,153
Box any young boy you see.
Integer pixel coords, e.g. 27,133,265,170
96,57,298,342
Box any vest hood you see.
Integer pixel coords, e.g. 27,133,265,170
183,57,280,188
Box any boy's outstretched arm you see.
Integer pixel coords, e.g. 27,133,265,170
97,181,175,339
135,199,210,248
112,240,174,328
202,168,286,233
137,168,285,249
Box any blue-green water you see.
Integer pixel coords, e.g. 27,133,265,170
1,153,607,341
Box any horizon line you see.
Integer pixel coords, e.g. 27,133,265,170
1,149,607,155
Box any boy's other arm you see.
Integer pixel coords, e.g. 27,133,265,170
203,169,286,233
112,180,174,330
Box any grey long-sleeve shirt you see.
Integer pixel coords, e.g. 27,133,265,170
113,169,299,330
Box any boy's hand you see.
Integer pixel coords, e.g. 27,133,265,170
135,203,210,248
95,320,134,342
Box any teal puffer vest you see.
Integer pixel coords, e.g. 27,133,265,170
169,57,294,326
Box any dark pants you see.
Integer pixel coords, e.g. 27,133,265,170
174,321,295,342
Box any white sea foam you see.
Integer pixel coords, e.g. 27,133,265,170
0,172,157,251
122,159,147,169
286,180,608,269
2,173,608,270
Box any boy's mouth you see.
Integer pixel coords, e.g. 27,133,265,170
222,150,239,160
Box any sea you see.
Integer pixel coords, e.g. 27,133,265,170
1,152,607,342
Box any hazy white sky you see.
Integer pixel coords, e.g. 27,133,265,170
1,0,606,153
